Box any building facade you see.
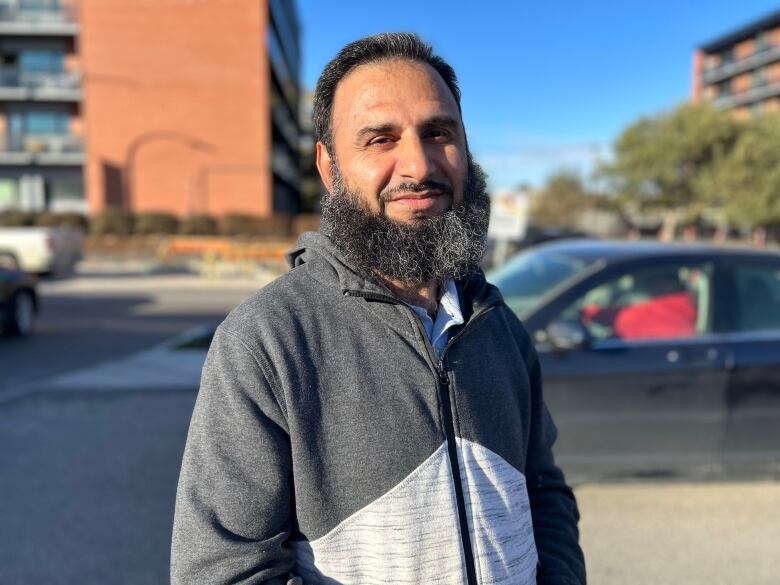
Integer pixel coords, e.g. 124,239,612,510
0,0,301,217
0,0,84,213
693,10,780,118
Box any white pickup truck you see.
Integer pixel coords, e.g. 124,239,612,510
0,226,83,274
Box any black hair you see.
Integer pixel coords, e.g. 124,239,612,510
312,32,462,153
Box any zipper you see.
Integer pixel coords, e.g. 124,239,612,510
436,305,498,585
436,360,478,585
438,303,499,364
344,287,501,585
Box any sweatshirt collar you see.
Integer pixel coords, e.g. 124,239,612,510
287,231,503,313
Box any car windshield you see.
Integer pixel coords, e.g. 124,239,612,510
487,247,592,318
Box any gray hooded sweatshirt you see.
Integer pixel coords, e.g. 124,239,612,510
171,232,585,585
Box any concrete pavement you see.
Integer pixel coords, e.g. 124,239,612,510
3,338,779,584
0,259,265,392
1,260,778,584
578,482,780,585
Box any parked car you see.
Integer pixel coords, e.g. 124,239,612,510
0,226,83,274
488,239,780,482
0,253,38,336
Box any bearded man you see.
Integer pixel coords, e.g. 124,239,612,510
172,33,586,585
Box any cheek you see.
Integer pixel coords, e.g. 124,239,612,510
347,155,395,206
443,147,468,195
442,144,466,171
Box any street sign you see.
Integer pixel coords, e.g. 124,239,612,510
488,190,529,242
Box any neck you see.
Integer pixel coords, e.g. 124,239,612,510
382,277,440,317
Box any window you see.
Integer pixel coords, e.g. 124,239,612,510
734,264,780,332
489,249,592,318
718,79,732,97
49,176,83,201
18,0,61,12
19,49,64,74
756,31,770,53
9,109,69,136
0,178,18,207
753,67,767,88
557,263,713,342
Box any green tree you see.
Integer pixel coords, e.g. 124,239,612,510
698,113,780,229
599,103,741,238
529,169,596,228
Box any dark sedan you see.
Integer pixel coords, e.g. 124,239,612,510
0,259,38,337
489,239,780,482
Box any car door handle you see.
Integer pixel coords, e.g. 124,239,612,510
678,347,721,365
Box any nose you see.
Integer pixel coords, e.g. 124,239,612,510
395,135,435,182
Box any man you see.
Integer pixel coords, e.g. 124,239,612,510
172,33,585,585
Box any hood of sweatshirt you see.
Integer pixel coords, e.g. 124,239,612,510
286,231,504,319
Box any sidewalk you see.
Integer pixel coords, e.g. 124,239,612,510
578,482,780,584
0,327,211,405
2,301,778,583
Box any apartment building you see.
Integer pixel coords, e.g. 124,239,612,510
0,0,301,217
693,10,780,118
0,0,84,213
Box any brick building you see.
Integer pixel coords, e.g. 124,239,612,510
0,0,301,217
693,10,780,118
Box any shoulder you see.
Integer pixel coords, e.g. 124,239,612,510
462,272,535,352
218,262,341,352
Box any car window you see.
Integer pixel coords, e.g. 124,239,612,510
488,248,592,318
733,264,780,332
557,262,714,342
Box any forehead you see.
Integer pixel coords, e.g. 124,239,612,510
331,60,461,135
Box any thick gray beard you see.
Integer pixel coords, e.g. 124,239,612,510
320,156,490,286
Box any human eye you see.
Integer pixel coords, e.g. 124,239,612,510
367,134,396,147
425,128,452,142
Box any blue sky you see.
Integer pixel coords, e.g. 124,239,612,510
298,1,780,190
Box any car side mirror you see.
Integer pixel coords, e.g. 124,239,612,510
546,319,591,351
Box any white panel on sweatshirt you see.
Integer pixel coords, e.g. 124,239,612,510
456,438,539,585
291,442,468,585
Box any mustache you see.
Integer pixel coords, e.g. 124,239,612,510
380,180,454,202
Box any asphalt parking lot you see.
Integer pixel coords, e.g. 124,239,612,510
1,261,778,584
578,482,780,584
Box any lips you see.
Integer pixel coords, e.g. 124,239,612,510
388,191,448,211
388,190,443,202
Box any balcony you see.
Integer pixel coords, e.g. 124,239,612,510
0,68,81,101
271,101,299,151
0,4,79,36
0,133,84,165
714,80,780,109
702,44,780,85
271,144,299,189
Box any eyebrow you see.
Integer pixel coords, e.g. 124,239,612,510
421,115,459,131
356,123,397,140
355,115,461,141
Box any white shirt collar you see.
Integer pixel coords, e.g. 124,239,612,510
408,279,464,358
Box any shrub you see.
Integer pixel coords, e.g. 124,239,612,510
218,213,293,237
293,213,320,235
134,212,179,235
218,213,260,236
0,210,36,227
254,213,292,238
36,212,89,231
90,209,134,236
179,214,218,236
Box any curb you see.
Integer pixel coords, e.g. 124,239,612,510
0,326,212,406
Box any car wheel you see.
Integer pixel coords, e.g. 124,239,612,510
6,290,35,336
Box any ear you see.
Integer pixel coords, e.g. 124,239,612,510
316,142,334,194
